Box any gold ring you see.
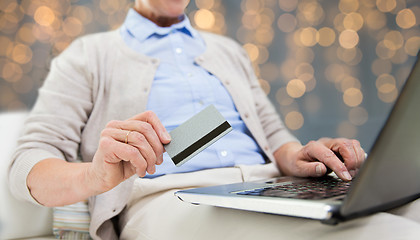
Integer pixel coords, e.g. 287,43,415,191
125,131,133,144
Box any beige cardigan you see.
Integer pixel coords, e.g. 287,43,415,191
9,29,298,239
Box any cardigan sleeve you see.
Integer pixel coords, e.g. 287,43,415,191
8,37,94,205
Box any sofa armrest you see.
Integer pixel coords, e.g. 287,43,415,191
0,111,53,239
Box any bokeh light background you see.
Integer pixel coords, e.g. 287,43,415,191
0,0,419,151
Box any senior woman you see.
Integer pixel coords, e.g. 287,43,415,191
12,0,417,239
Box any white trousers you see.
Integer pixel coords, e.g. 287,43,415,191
119,164,420,240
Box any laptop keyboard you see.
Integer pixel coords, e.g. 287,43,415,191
235,177,352,200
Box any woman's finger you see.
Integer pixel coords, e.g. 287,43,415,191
301,141,352,181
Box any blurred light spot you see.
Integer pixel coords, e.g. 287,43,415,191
261,8,276,25
194,9,215,29
16,23,36,45
243,43,259,62
366,10,386,30
71,6,93,24
343,87,363,107
196,0,215,9
2,61,23,82
285,111,304,130
242,0,263,12
287,79,306,98
376,0,397,13
339,29,359,49
297,1,324,26
378,87,398,103
54,40,72,53
343,12,364,31
278,0,298,12
317,27,336,47
300,27,317,47
32,25,52,42
212,12,226,34
295,62,314,76
348,107,368,126
257,46,269,64
333,13,346,32
391,48,408,64
62,17,83,37
404,36,420,56
376,73,396,90
337,121,357,139
256,27,274,45
376,41,396,59
242,11,261,29
383,30,404,50
1,1,18,13
12,44,32,64
396,8,416,29
34,6,55,27
339,0,359,13
277,13,297,33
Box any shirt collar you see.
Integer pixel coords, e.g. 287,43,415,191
123,8,198,43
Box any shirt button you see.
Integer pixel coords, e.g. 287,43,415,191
220,150,228,157
198,100,204,105
244,113,249,118
187,73,193,77
175,48,183,54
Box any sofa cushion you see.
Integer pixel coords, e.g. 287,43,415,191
0,111,53,239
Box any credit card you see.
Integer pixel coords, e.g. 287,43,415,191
164,105,232,167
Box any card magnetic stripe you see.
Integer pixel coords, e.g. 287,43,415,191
171,121,232,165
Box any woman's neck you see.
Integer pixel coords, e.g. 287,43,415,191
134,6,184,27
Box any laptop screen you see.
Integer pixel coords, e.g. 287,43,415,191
341,52,420,218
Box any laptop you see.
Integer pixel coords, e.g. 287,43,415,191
175,52,420,225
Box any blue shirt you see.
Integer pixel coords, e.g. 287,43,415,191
120,9,265,177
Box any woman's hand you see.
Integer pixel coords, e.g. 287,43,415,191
89,111,171,194
274,138,366,181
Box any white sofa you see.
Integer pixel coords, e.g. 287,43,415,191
0,111,54,239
